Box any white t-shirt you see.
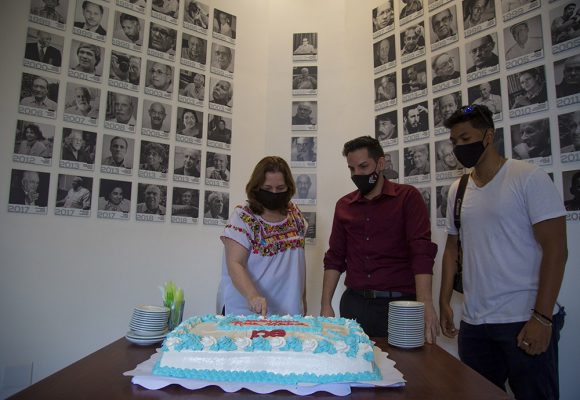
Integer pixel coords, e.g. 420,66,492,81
446,159,565,324
217,202,307,316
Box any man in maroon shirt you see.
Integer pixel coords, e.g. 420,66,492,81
320,136,439,340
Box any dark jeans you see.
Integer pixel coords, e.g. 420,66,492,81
458,306,565,400
339,288,416,337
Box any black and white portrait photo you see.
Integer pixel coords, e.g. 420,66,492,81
13,120,55,165
172,187,200,222
60,128,96,169
293,32,317,61
551,1,580,53
178,69,205,106
148,22,177,61
209,77,233,112
29,0,68,30
502,0,540,22
293,173,317,204
63,83,100,126
562,169,580,212
141,100,171,138
145,60,174,99
112,11,144,50
173,146,201,183
384,150,400,180
73,0,108,41
203,190,228,224
374,72,397,109
402,61,427,101
463,0,496,36
504,16,544,68
431,47,461,91
210,42,234,78
291,101,317,130
292,66,318,95
19,72,59,118
511,118,552,164
372,1,395,38
507,66,548,117
400,23,426,62
555,54,580,106
493,127,506,157
55,174,93,216
435,138,464,180
181,33,207,69
136,183,167,221
375,110,398,146
207,114,232,149
104,91,138,133
429,5,458,50
213,8,237,44
436,184,450,223
403,101,429,141
100,134,134,174
418,187,431,220
404,143,431,183
205,151,231,187
303,211,317,241
23,28,63,73
109,50,141,90
97,179,131,219
558,111,580,157
291,136,317,167
176,107,203,142
374,36,396,73
434,91,461,133
183,0,209,33
138,140,169,179
151,0,180,24
465,33,500,81
68,40,104,83
8,169,50,214
400,0,424,25
468,79,503,120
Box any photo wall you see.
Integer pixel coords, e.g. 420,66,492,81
10,0,238,226
291,32,318,243
371,0,580,225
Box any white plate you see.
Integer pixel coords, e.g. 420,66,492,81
134,305,170,313
125,334,165,346
129,328,168,337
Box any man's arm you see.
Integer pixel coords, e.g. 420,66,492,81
517,216,567,355
439,234,459,338
320,269,341,317
415,274,439,343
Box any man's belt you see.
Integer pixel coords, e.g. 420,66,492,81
349,288,409,299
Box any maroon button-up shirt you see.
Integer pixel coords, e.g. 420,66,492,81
323,179,437,293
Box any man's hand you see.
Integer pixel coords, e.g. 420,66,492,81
439,303,458,338
517,316,552,356
424,303,440,344
320,304,335,317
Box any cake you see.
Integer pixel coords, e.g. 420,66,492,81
152,314,382,385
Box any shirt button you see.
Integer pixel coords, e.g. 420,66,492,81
366,217,370,221
366,237,370,241
367,274,371,278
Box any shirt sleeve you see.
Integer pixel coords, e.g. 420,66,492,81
446,180,460,235
404,187,438,275
525,168,567,225
221,206,253,251
323,201,347,273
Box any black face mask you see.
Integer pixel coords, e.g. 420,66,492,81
255,189,288,210
453,132,488,168
351,171,379,195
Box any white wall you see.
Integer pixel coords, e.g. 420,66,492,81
1,1,579,399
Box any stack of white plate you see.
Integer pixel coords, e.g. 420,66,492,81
125,305,170,345
387,301,425,349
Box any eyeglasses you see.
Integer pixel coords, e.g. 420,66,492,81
459,104,493,128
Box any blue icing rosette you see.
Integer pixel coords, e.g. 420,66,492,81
210,336,237,351
313,339,337,354
251,336,272,351
279,336,302,352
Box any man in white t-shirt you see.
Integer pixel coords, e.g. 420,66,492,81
439,104,567,399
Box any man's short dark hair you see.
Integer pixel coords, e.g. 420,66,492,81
82,1,103,13
120,13,139,24
342,135,385,160
443,104,494,131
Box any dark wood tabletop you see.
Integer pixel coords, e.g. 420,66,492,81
9,337,510,399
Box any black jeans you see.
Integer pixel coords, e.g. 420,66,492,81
339,288,416,337
458,305,566,400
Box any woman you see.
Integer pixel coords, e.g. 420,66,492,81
18,124,51,158
511,68,547,108
217,156,307,316
98,185,130,213
177,110,202,138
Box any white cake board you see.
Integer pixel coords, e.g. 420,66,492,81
123,346,406,396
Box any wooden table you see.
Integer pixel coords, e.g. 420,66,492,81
10,337,510,399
